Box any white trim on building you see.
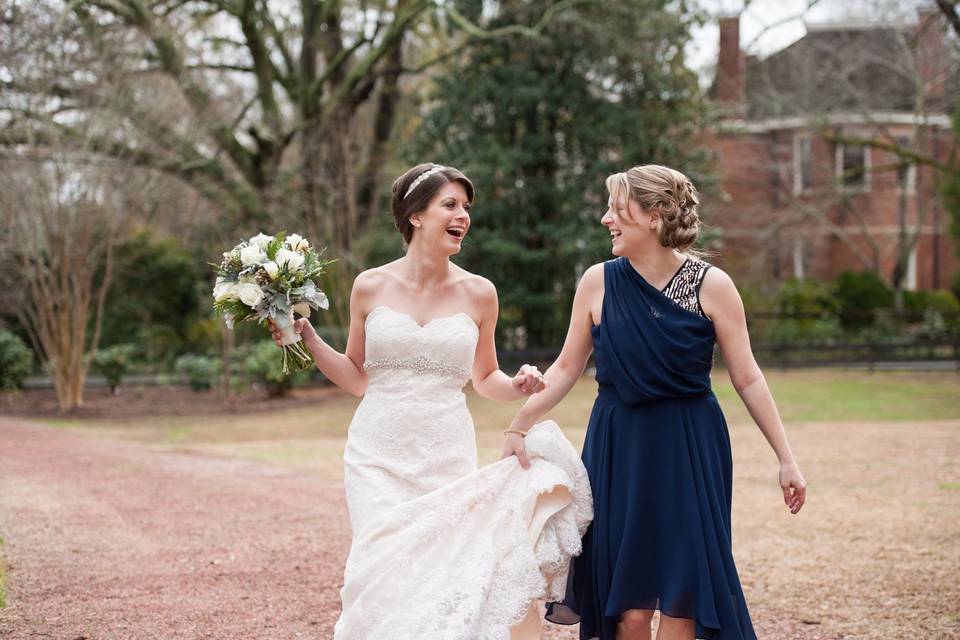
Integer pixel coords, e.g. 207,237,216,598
720,112,951,134
793,134,813,195
905,246,918,291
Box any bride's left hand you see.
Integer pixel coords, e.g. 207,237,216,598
512,364,546,395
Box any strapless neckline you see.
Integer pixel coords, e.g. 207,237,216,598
366,305,479,336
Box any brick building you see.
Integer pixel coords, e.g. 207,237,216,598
706,9,958,292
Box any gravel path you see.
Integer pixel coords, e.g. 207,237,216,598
0,417,350,639
0,417,829,639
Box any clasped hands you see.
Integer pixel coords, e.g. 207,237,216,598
511,363,547,395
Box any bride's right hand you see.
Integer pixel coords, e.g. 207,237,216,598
267,317,319,348
500,432,530,469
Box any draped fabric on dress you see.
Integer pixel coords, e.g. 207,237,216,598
546,258,757,640
333,306,593,640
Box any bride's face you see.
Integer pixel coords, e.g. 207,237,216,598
411,182,472,255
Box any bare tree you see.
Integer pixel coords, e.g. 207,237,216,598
0,152,133,411
0,0,589,323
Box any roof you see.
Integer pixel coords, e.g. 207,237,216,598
743,22,958,120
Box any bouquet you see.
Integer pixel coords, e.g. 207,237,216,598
211,232,333,374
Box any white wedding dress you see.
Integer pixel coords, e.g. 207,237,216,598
333,305,593,640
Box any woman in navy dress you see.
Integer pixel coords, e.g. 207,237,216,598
502,165,807,640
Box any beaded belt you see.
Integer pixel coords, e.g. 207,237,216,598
363,355,471,379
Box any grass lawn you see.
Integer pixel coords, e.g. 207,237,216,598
13,368,960,639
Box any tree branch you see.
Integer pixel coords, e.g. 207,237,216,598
70,0,259,183
818,129,954,173
238,0,285,140
441,0,598,41
935,0,960,37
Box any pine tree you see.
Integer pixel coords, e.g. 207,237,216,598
414,0,713,348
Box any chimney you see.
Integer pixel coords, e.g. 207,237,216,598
915,7,947,112
714,15,746,117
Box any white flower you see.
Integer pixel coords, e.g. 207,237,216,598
213,279,239,302
262,261,280,279
276,248,305,272
240,244,267,266
249,233,274,250
237,282,264,308
224,314,235,330
286,233,310,252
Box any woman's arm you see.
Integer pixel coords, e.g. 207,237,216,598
501,263,603,467
701,267,807,514
270,271,372,397
470,277,546,401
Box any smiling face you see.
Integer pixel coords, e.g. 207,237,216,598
601,184,656,257
409,181,472,255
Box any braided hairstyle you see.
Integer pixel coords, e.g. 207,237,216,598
606,164,702,253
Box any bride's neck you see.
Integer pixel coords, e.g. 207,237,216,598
402,244,451,290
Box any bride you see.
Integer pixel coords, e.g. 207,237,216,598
269,163,592,639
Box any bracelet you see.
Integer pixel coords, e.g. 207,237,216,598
503,429,527,438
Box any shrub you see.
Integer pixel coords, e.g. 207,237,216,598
240,340,310,398
91,344,137,394
763,316,845,345
833,271,893,330
0,330,33,391
774,278,839,317
174,354,221,392
903,290,960,339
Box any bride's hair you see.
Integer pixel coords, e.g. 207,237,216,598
606,164,702,253
391,163,475,243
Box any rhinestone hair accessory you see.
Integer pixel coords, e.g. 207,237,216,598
403,166,444,200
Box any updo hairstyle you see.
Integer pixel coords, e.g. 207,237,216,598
605,164,701,252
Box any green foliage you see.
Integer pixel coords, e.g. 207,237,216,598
414,0,711,347
902,290,960,338
91,344,137,394
238,341,310,398
942,101,960,257
773,278,839,317
0,329,33,391
186,317,226,354
763,316,845,345
760,278,842,344
833,271,893,330
97,231,204,367
174,354,221,392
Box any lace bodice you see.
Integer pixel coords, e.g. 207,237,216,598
363,306,478,389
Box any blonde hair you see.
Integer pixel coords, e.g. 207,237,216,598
605,164,702,253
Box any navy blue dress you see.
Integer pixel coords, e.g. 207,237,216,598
546,256,756,640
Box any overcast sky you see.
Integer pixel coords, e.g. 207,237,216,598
686,0,932,83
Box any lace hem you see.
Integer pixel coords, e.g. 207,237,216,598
333,421,593,640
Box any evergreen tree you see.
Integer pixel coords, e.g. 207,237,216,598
414,0,712,348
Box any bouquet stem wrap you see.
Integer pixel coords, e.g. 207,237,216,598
273,311,315,375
